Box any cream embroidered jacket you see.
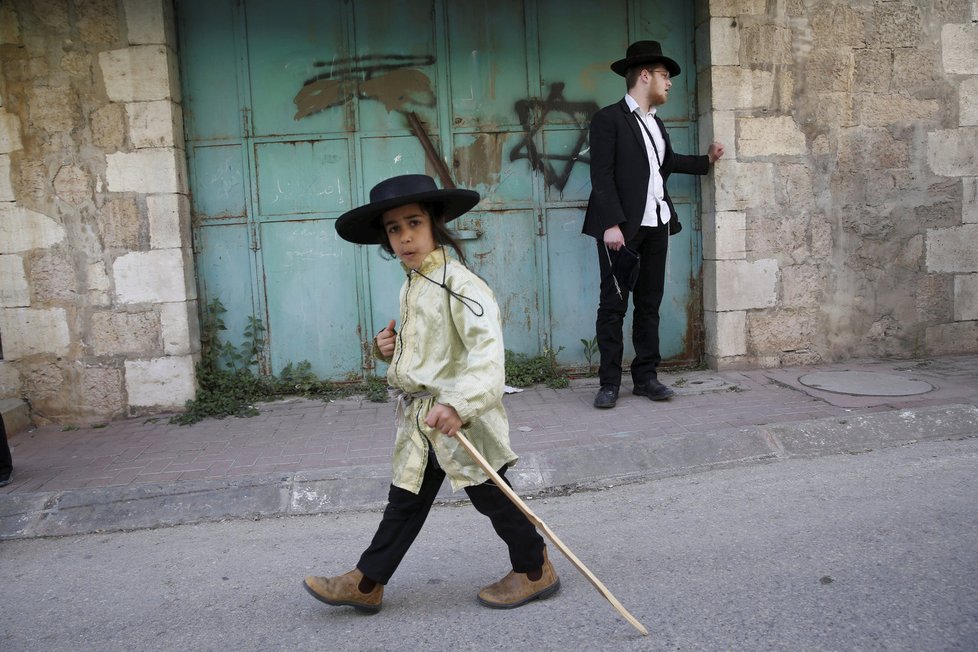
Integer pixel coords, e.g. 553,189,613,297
374,248,518,494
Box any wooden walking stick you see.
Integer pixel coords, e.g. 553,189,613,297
454,432,649,637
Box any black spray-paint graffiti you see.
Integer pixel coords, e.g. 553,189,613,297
510,83,599,192
295,60,598,192
294,54,436,120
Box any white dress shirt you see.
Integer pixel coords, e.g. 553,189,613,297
624,94,671,226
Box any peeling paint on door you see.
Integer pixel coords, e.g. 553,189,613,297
293,54,437,119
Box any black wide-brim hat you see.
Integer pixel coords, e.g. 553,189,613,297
335,174,480,245
610,40,681,78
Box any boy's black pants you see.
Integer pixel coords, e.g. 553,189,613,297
357,448,545,585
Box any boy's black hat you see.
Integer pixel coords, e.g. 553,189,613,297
610,40,681,77
335,174,480,245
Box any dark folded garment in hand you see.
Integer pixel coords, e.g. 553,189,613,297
610,246,640,292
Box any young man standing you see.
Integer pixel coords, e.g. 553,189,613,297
583,41,724,409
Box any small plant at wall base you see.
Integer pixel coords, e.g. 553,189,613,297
171,299,387,426
220,315,266,372
505,347,569,389
581,336,599,376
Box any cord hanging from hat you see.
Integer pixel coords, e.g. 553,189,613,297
409,248,485,317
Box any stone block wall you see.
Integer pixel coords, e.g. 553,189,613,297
0,0,197,423
696,0,978,369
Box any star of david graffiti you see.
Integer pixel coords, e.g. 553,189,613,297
510,83,599,192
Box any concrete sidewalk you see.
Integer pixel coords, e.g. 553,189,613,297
2,355,977,540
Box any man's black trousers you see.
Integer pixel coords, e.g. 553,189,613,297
595,223,670,388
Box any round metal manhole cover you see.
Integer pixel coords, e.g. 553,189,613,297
798,371,934,397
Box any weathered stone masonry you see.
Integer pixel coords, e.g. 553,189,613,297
0,0,197,423
0,0,975,424
696,0,977,369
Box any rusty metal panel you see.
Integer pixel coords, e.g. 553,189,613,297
254,139,353,216
176,0,242,141
359,136,432,188
245,0,351,136
662,125,696,203
662,202,702,365
366,247,407,376
353,0,439,133
636,0,694,125
545,207,601,364
453,210,541,354
535,0,628,121
446,0,530,129
260,220,363,376
189,144,247,220
194,222,258,357
361,134,440,350
453,131,536,204
658,125,702,364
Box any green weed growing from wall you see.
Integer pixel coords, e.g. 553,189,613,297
174,299,576,425
171,299,387,425
580,336,599,376
504,347,569,389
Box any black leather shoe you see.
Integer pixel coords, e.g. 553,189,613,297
593,385,619,409
633,378,675,401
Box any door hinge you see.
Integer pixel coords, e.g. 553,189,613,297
241,107,252,138
249,222,260,251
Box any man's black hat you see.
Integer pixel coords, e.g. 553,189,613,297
610,40,681,78
335,174,480,245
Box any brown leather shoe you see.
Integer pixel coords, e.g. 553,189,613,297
303,569,383,614
478,547,560,609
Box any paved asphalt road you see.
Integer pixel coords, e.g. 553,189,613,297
2,436,976,651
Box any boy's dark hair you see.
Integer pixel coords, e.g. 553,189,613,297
377,202,467,265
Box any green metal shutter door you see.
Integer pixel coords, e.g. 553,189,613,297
177,0,700,379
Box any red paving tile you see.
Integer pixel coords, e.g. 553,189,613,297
2,356,976,496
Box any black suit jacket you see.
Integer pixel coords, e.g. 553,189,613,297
583,98,709,241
